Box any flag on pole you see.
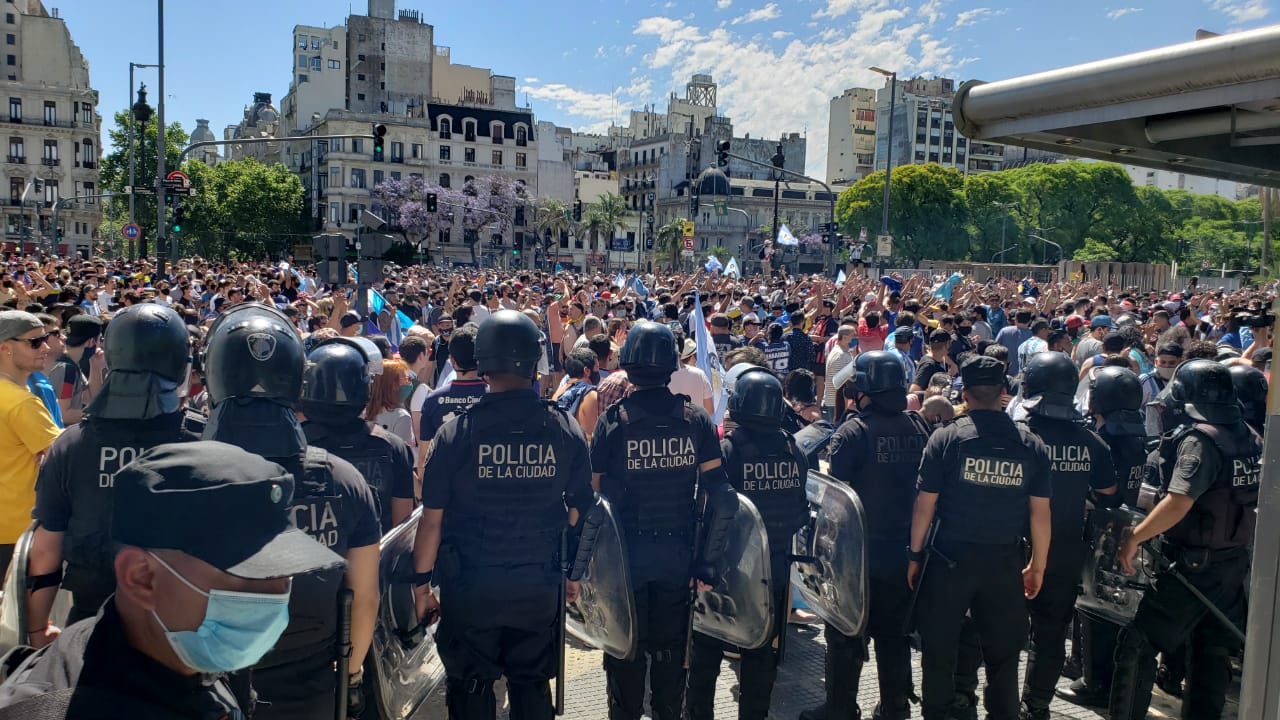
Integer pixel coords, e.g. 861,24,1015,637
613,272,626,288
776,223,799,246
632,275,649,297
692,291,727,424
704,255,723,274
724,256,740,278
836,268,847,285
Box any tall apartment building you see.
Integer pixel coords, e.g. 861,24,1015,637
827,87,877,184
865,76,1012,177
280,25,347,134
0,0,100,258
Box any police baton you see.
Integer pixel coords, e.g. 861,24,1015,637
556,529,568,716
902,518,951,636
335,588,354,720
685,499,708,670
1142,543,1247,645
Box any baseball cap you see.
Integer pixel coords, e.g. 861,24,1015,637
960,355,1006,388
112,442,344,580
709,313,730,328
1090,315,1113,329
0,310,43,342
893,326,914,342
339,311,364,329
1065,315,1085,330
65,315,104,347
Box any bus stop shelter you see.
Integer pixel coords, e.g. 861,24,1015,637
952,24,1280,719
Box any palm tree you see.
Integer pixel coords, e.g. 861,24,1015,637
654,218,686,271
584,192,631,255
536,197,571,264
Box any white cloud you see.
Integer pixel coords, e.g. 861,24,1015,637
951,7,991,28
595,45,607,58
1105,7,1142,18
523,77,540,83
813,0,874,20
716,0,732,8
917,0,946,25
731,3,782,24
1207,0,1268,21
771,29,792,39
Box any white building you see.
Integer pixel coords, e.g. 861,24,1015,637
827,87,877,184
0,0,100,258
1124,165,1240,201
280,25,347,135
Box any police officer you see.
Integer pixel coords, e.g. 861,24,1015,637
27,304,196,642
417,323,487,480
1228,363,1268,435
1016,353,1117,720
686,368,808,720
909,355,1053,720
412,310,594,720
1056,366,1150,708
590,321,724,720
201,302,381,720
801,351,930,720
301,338,417,534
1110,359,1261,720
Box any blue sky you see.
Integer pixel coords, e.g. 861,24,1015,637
60,0,1273,178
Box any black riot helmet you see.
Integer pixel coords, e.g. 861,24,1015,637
203,302,305,407
620,321,678,387
728,367,784,427
475,310,543,379
1228,364,1268,431
301,338,371,414
1088,366,1143,416
1169,358,1240,424
851,351,907,413
85,304,190,420
1022,352,1080,420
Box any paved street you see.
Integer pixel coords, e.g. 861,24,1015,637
414,621,1238,719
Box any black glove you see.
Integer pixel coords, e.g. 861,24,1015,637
348,673,366,719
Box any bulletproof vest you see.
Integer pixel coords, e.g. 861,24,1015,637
1098,424,1148,508
838,411,930,544
602,395,701,537
1026,416,1101,562
1159,422,1262,550
61,415,191,603
935,414,1044,548
724,426,808,549
304,421,398,535
258,447,347,668
441,401,570,570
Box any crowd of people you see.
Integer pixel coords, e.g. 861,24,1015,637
0,248,1270,719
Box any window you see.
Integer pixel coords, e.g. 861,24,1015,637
311,36,320,50
491,150,502,165
464,148,475,163
310,56,321,71
464,121,476,142
491,123,503,144
298,54,308,67
356,93,364,101
516,126,527,146
380,82,385,90
42,138,57,163
5,34,13,44
8,177,19,202
329,167,342,187
439,173,450,188
390,171,401,180
515,152,526,168
81,102,91,123
348,203,365,224
357,54,365,61
411,143,422,159
439,118,451,139
352,138,364,154
297,34,308,48
357,73,365,81
5,14,13,23
439,228,451,244
81,182,94,203
390,141,403,162
41,101,52,125
328,59,340,69
6,214,18,235
43,179,57,204
298,74,309,84
350,168,365,189
7,96,17,121
372,169,383,186
317,173,329,191
329,203,341,224
439,145,450,161
4,53,10,66
7,136,20,161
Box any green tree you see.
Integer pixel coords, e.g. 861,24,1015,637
1008,162,1136,262
535,197,571,259
98,109,189,257
654,217,687,270
963,171,1021,261
582,193,630,257
835,163,969,264
180,158,306,260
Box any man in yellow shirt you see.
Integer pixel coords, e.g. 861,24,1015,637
0,310,61,578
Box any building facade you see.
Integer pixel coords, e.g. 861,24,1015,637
0,0,100,258
827,87,877,184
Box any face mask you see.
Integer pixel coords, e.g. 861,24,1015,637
148,552,291,673
399,383,414,404
956,326,972,337
1156,366,1175,380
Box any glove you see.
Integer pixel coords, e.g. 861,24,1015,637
348,673,366,719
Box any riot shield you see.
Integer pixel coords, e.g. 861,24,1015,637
790,471,869,638
0,524,33,655
566,497,638,661
793,421,836,466
692,492,774,650
1079,506,1151,624
367,508,445,720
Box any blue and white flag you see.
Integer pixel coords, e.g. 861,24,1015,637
704,255,723,274
724,257,740,279
776,224,799,247
631,275,649,297
613,272,626,288
836,268,847,285
932,272,965,302
692,291,728,424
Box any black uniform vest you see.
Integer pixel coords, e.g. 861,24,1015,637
441,401,571,571
602,396,700,537
935,414,1043,547
305,421,398,533
1098,421,1148,509
1160,422,1262,551
1026,416,1102,568
839,411,930,545
724,427,809,550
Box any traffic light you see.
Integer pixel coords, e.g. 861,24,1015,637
572,200,582,222
716,140,730,168
372,123,387,161
689,192,699,218
171,204,185,233
164,189,174,204
426,192,437,212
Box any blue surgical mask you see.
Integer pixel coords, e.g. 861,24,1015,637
148,552,291,673
399,383,414,404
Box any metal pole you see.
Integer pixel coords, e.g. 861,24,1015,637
1000,209,1008,260
127,64,135,231
155,0,167,276
880,72,896,238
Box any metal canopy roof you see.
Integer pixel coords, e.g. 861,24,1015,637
952,25,1280,187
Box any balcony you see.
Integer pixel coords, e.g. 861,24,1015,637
80,161,95,169
6,155,22,164
41,158,59,167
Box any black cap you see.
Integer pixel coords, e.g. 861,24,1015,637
960,355,1006,388
339,311,364,329
112,441,344,580
66,315,104,347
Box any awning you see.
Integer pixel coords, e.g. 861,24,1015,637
952,25,1280,187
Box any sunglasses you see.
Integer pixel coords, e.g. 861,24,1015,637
9,333,49,349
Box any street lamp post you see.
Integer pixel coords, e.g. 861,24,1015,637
129,82,153,260
870,67,897,245
155,0,169,276
993,201,1017,262
1028,229,1062,265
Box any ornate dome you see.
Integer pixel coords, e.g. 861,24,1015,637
191,118,216,144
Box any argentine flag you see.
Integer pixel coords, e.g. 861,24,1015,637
776,224,799,247
704,255,723,274
692,291,727,424
724,257,740,278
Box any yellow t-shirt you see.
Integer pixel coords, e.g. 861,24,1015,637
0,378,60,543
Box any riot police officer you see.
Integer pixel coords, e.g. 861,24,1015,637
590,321,724,720
801,351,929,720
686,368,808,720
1057,365,1149,708
1110,359,1261,720
909,355,1053,720
27,304,197,641
412,310,594,720
202,302,381,720
1016,353,1117,720
1228,363,1268,435
301,337,417,534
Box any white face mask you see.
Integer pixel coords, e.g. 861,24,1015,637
1156,366,1175,380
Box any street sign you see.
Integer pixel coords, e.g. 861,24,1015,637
121,223,141,241
609,237,635,252
166,170,190,188
293,243,313,261
876,234,893,257
647,192,655,202
714,201,728,217
162,179,191,196
124,186,155,195
682,220,696,237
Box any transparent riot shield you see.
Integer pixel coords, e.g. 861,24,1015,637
790,471,869,638
367,509,445,720
692,492,774,649
0,524,33,655
566,497,638,661
1079,506,1151,623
